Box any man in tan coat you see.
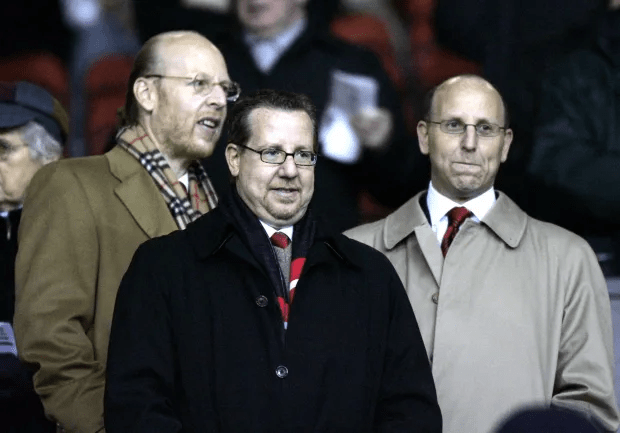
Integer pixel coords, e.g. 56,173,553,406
14,31,239,433
345,74,620,432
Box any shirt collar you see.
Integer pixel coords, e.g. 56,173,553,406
260,220,293,240
427,182,496,226
243,17,307,53
178,172,189,191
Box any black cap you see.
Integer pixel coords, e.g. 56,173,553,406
0,81,69,144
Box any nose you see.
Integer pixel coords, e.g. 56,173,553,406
461,124,478,151
278,154,299,178
207,83,227,108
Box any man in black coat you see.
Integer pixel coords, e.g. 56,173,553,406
104,89,441,433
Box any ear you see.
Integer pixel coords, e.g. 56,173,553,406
39,152,61,166
134,77,157,113
225,143,241,177
500,128,513,163
417,120,430,155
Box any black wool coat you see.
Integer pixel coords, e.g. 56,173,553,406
104,208,441,433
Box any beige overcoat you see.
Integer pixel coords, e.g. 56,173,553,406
345,191,619,433
14,146,178,433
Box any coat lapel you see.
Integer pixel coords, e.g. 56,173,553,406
107,146,177,239
384,191,444,286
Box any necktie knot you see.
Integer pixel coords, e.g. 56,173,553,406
441,206,472,257
447,206,472,227
270,232,291,249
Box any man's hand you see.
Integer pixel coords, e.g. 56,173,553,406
350,107,393,151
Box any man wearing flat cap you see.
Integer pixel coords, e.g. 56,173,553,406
0,81,66,433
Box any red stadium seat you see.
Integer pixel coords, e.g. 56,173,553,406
0,52,69,107
331,13,406,90
398,0,482,87
85,55,134,155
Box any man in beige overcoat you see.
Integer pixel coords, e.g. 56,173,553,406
345,74,620,432
13,31,239,433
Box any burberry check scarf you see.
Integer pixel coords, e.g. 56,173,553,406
220,187,316,330
117,125,218,229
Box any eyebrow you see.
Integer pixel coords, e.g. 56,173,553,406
445,115,498,124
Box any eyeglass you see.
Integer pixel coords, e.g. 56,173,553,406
236,143,318,166
144,74,241,102
428,120,506,137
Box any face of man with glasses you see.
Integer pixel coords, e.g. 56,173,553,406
417,76,513,203
226,107,316,228
146,35,238,161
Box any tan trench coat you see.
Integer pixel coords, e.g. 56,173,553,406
346,191,619,433
14,146,178,433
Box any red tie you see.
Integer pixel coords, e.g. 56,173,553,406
270,232,291,249
441,207,472,257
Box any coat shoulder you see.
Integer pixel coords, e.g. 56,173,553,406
343,218,387,247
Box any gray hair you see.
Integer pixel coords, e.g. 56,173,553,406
21,121,63,163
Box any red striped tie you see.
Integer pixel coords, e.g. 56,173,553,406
441,207,472,257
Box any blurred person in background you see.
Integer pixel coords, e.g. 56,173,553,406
527,1,620,275
14,31,230,433
0,81,66,433
197,0,425,231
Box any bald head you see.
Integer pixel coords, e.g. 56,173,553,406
148,31,223,71
417,74,513,202
424,75,509,128
121,31,225,127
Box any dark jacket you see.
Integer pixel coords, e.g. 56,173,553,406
0,209,54,433
527,9,620,240
104,207,441,433
202,23,426,231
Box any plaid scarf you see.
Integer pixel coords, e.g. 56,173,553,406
220,186,316,330
117,125,218,229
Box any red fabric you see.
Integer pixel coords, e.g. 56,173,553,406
440,206,472,257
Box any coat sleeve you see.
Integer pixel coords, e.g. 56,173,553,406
374,261,442,433
104,241,182,433
14,163,105,433
550,239,620,432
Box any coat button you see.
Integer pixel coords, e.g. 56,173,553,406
431,292,439,304
256,295,268,307
275,365,288,378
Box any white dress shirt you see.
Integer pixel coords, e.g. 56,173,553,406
426,182,496,245
243,18,307,73
260,221,293,243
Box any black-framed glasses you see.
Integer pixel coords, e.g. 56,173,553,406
427,120,506,137
144,74,241,102
236,143,317,166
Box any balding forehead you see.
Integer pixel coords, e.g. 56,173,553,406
156,32,218,54
431,76,506,121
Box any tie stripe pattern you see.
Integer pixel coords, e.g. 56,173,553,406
441,206,472,257
270,232,300,328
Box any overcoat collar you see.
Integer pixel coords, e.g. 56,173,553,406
187,206,359,270
383,190,528,250
107,145,177,239
481,191,528,249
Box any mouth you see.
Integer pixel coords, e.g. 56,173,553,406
271,187,300,200
197,116,221,130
